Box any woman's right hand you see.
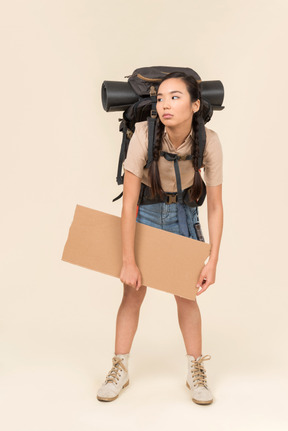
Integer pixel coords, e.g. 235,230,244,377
120,262,142,291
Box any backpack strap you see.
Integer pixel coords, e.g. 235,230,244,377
112,191,123,202
113,119,133,202
160,152,193,204
197,117,206,170
145,116,157,169
116,119,133,185
144,86,158,169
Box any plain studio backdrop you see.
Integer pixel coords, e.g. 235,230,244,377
0,1,287,430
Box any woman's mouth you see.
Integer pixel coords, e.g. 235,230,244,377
163,114,173,119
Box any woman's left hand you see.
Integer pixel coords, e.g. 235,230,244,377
196,259,217,296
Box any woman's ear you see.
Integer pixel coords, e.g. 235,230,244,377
193,100,201,113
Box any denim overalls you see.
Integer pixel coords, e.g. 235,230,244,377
136,202,204,241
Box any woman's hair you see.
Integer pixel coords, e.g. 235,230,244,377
148,71,203,202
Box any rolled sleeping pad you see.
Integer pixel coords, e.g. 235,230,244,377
200,80,225,110
101,81,139,112
102,80,225,112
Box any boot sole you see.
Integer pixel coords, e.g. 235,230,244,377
186,381,213,405
97,380,129,402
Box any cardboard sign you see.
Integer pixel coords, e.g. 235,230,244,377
61,205,211,300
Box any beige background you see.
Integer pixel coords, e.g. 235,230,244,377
1,0,287,430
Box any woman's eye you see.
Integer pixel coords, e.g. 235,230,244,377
157,96,179,102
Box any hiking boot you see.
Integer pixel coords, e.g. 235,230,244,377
97,353,130,402
186,354,213,405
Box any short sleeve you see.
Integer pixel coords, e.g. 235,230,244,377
203,129,223,186
122,121,148,179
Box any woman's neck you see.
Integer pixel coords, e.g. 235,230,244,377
166,125,192,149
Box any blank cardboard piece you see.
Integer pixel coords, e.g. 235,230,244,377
61,205,211,300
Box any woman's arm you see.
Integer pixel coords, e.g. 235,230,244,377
196,184,223,296
120,170,142,290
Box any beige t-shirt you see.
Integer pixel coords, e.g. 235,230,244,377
123,120,223,192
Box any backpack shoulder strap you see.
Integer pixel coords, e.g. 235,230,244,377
115,119,128,186
145,116,157,169
197,117,206,170
144,86,157,169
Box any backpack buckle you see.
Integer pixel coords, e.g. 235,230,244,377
167,194,177,204
150,85,157,97
179,155,188,161
126,129,133,139
150,109,157,119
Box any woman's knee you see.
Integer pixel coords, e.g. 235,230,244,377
122,284,147,307
174,294,197,306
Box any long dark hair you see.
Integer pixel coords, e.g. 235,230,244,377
148,71,203,202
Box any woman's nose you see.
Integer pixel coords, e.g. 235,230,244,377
163,98,171,109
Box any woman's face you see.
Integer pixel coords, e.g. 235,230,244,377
156,78,199,129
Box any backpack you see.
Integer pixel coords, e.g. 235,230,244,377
101,66,224,204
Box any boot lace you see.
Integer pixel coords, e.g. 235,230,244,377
105,357,127,385
190,354,211,388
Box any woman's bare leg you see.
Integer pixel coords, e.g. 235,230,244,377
114,284,147,355
174,295,202,357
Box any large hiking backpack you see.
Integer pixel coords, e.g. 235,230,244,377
101,66,224,204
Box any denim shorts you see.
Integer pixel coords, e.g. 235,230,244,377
136,203,204,241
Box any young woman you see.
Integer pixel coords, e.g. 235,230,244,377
97,72,223,405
